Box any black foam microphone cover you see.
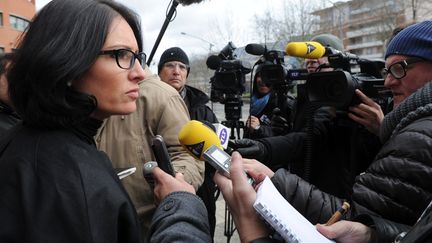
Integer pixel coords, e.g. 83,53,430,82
206,55,222,70
176,0,205,6
245,43,265,55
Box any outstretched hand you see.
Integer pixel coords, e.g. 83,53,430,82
348,89,384,135
243,158,275,178
213,152,269,242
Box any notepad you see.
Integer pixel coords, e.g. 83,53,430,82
115,167,136,180
253,177,334,243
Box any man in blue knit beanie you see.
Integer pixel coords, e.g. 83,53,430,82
348,20,432,135
383,20,432,108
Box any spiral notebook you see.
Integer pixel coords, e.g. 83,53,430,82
253,177,334,243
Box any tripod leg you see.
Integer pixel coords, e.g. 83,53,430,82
224,202,235,243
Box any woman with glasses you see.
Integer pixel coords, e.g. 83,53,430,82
0,0,210,242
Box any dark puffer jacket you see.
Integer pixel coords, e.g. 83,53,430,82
271,82,432,234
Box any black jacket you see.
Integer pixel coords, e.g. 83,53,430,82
353,201,432,243
270,83,432,231
245,92,294,139
399,201,432,243
0,121,211,243
184,85,218,123
0,101,20,137
260,105,380,198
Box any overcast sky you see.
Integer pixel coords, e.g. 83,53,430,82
36,0,291,70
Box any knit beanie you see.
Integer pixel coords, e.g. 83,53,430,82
310,34,344,51
385,20,432,61
158,47,190,74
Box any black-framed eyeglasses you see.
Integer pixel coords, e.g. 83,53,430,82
382,57,425,79
99,49,146,70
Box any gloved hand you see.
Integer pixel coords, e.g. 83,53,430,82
228,138,268,163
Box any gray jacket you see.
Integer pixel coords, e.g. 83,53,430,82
149,192,211,242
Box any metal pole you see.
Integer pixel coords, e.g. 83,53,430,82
146,0,179,66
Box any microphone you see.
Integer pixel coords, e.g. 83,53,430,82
200,120,230,149
176,0,205,6
206,55,222,70
178,120,223,161
285,41,327,59
179,120,254,184
245,43,265,56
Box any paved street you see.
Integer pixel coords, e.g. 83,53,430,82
214,195,240,243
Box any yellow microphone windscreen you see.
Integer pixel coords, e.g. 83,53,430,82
178,120,222,160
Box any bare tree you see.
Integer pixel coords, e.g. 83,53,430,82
207,9,251,52
187,54,213,94
253,0,323,45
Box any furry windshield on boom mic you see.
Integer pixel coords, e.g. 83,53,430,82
176,0,205,6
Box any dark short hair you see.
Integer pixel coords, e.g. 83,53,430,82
8,0,143,128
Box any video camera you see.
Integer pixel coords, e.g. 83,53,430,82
285,41,391,110
306,52,391,110
245,43,295,90
206,42,250,121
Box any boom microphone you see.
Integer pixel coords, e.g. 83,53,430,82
178,120,223,161
285,41,327,59
176,0,205,6
245,43,265,56
206,55,222,70
146,0,206,65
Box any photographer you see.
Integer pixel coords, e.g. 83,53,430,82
235,21,432,242
232,34,383,199
244,66,291,139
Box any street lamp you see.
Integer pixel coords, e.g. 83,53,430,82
180,31,215,54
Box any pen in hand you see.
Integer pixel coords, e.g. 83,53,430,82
325,201,350,226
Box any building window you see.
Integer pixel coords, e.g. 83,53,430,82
0,48,4,54
9,15,30,32
0,12,3,27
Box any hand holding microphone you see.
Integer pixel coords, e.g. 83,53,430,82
228,139,269,163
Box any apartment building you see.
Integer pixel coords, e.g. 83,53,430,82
312,0,432,59
0,0,36,53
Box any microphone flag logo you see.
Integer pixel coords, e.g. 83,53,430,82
185,141,205,158
219,128,228,145
306,43,316,54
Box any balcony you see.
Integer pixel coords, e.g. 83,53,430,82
360,53,384,59
347,40,383,50
346,27,379,38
